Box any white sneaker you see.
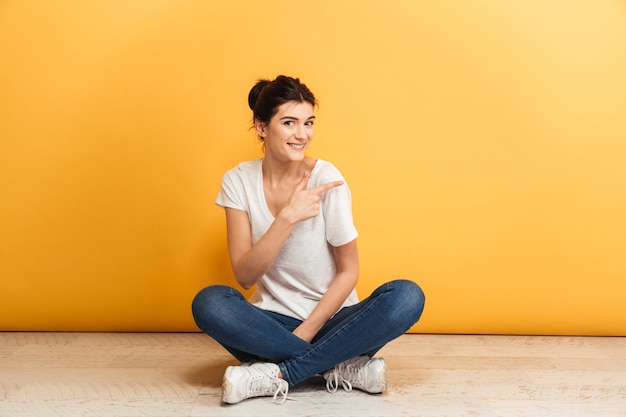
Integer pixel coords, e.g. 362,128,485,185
324,356,387,394
222,362,289,404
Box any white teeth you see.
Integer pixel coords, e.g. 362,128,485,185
288,143,304,149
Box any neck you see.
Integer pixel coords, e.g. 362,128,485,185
262,157,309,187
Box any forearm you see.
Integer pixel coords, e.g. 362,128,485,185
231,212,296,289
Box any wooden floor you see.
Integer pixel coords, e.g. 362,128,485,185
1,333,625,417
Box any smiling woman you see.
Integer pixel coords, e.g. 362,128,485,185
191,75,425,404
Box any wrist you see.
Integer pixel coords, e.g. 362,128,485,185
277,207,299,227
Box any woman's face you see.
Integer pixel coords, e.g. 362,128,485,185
257,100,315,163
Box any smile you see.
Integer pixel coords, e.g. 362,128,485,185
288,143,305,150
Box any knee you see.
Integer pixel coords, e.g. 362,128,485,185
389,279,425,323
191,285,233,325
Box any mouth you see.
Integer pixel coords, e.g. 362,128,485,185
287,142,306,150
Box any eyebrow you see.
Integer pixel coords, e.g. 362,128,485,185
279,115,316,121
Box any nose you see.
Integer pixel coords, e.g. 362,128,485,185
295,123,307,140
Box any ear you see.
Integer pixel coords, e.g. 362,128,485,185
254,119,266,138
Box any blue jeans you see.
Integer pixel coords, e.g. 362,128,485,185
191,279,425,387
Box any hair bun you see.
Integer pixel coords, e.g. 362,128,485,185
248,79,270,110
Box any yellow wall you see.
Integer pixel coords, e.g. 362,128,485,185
1,1,625,334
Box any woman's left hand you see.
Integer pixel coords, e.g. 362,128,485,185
292,323,316,343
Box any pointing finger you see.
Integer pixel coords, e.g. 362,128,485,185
311,180,344,195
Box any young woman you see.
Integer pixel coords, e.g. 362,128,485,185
192,75,425,404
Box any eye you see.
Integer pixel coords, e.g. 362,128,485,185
305,120,315,126
283,120,294,126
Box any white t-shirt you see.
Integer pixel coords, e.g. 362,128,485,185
215,158,359,320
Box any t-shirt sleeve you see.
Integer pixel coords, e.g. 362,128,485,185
318,164,359,247
215,168,248,211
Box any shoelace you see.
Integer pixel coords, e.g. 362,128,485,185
325,367,353,393
242,362,289,404
247,369,289,404
271,378,289,404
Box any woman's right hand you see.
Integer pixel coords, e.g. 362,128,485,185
282,171,343,224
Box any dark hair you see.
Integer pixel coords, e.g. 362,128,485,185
248,75,317,124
